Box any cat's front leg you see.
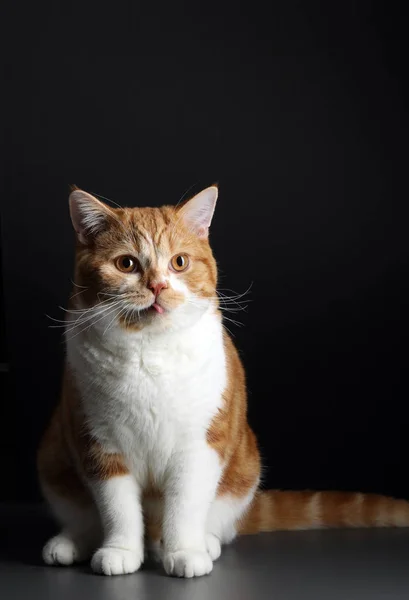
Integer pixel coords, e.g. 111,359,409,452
162,443,221,578
89,471,144,576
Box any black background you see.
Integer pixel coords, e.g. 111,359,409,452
1,1,409,503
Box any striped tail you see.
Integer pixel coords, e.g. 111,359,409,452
239,490,409,534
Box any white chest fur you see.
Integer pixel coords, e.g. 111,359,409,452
66,311,226,487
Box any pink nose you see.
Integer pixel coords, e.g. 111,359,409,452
148,281,167,297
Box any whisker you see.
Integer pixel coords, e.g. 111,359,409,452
186,297,248,313
222,315,244,328
69,287,89,301
63,300,124,336
217,296,251,304
175,182,198,209
223,323,236,338
102,312,118,336
59,293,129,316
186,296,245,328
217,283,253,301
46,314,69,326
90,190,124,209
47,293,131,329
64,301,125,341
219,306,248,314
70,279,88,289
103,305,127,336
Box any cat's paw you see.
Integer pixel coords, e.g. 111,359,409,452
205,533,221,561
43,534,85,566
91,546,143,576
163,549,213,578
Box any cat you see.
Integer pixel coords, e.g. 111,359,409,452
38,185,409,578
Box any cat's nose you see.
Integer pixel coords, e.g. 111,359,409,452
148,281,167,297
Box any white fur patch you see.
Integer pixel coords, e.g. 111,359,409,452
206,485,258,544
91,547,142,576
43,534,80,566
67,307,227,575
41,485,101,563
67,309,226,486
89,475,144,575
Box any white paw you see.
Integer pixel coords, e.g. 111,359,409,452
205,533,221,561
91,547,143,576
164,549,213,578
43,534,81,566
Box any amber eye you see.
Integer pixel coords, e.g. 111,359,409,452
170,254,190,272
115,255,137,273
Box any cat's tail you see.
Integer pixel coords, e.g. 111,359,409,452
239,489,409,534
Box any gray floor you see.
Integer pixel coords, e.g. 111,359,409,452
1,505,409,599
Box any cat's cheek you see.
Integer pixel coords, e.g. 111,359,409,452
169,274,189,296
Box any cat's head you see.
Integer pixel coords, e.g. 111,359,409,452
68,186,219,334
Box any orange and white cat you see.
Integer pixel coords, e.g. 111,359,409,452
38,186,409,578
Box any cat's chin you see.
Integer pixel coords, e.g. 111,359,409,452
117,304,171,332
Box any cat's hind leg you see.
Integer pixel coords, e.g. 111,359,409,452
41,488,101,565
38,410,101,566
205,486,258,561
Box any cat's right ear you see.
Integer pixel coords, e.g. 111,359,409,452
69,189,114,244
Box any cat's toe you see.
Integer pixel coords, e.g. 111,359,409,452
91,547,143,576
43,534,79,566
164,549,213,578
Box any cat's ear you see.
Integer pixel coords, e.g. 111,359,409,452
69,188,114,244
178,186,218,238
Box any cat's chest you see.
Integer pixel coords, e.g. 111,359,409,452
67,315,226,457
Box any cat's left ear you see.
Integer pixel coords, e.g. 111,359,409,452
69,188,115,245
178,185,218,239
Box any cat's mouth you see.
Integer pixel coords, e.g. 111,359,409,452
140,299,165,315
150,302,165,314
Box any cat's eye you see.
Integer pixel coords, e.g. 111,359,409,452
115,255,137,273
170,254,190,272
